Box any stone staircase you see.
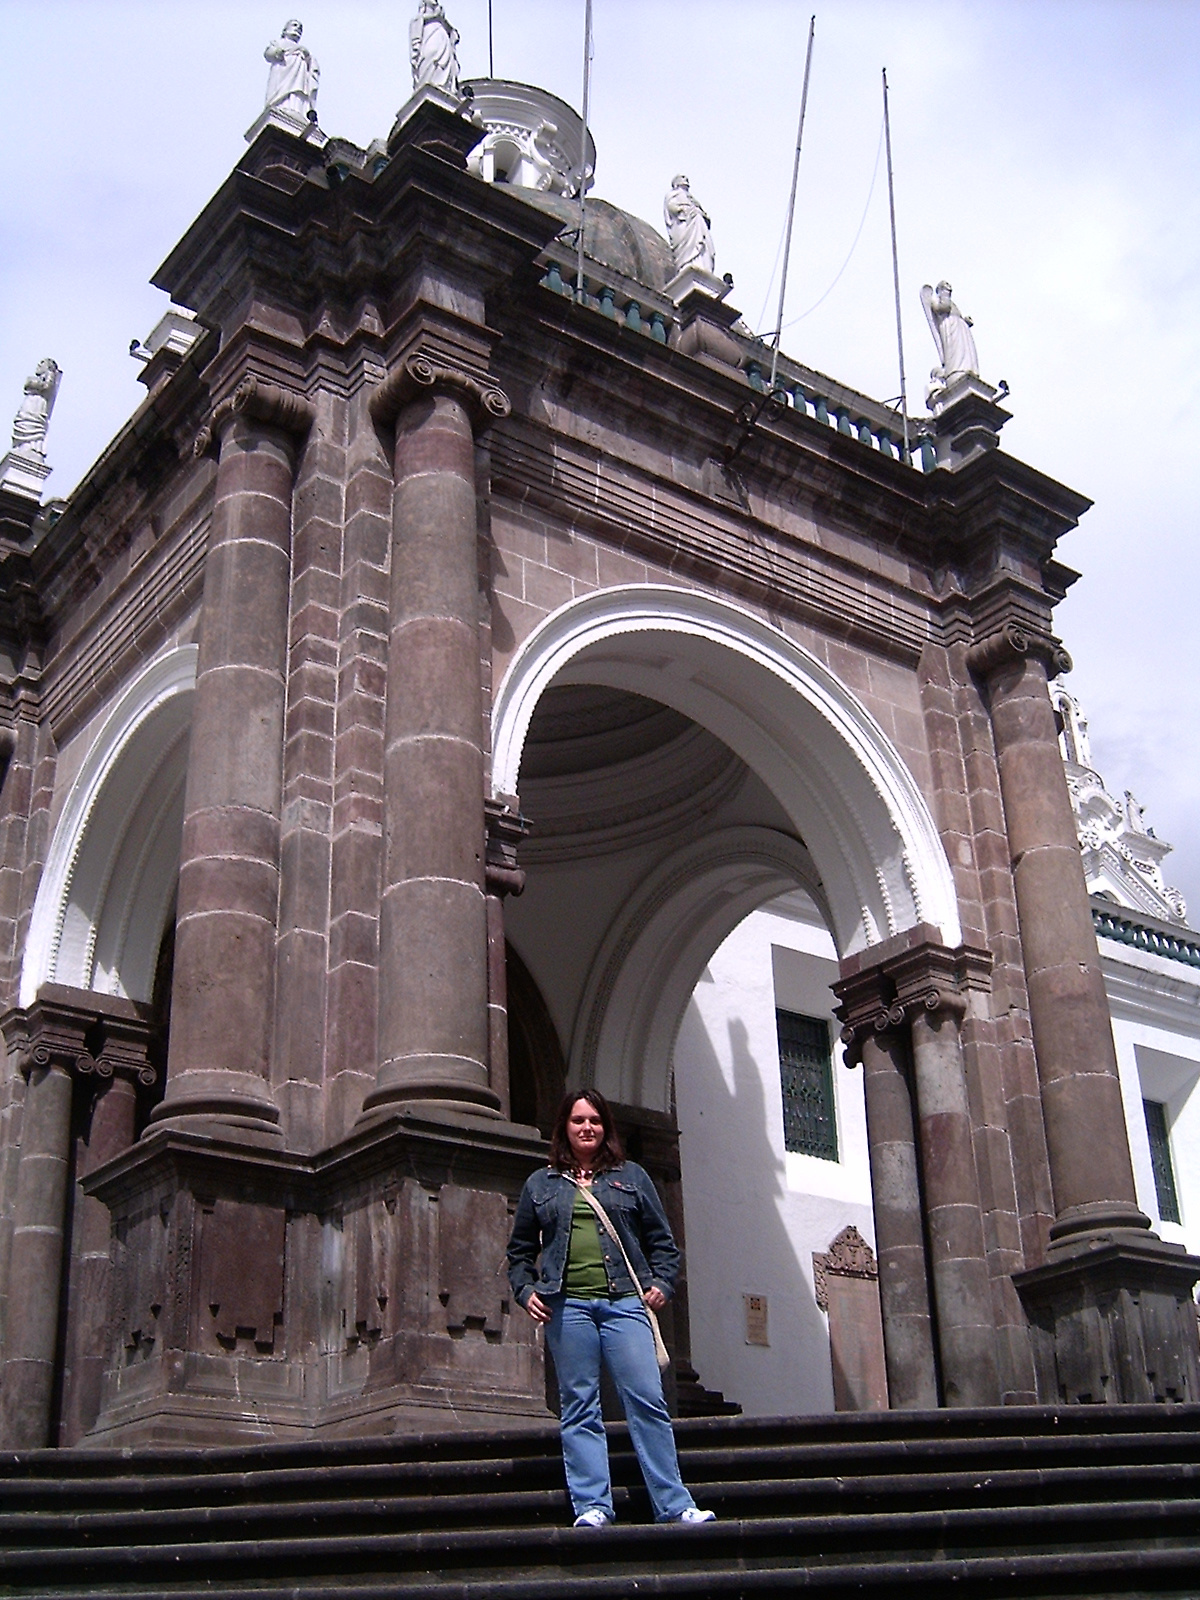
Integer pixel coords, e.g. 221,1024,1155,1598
2,1405,1200,1597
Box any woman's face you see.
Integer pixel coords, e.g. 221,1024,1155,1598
566,1099,605,1165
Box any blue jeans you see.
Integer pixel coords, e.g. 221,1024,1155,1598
543,1294,695,1522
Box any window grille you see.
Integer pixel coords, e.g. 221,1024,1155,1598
1143,1098,1181,1224
776,1010,837,1161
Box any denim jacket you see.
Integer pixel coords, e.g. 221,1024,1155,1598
507,1161,680,1307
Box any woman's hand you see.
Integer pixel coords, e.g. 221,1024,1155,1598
643,1286,667,1312
522,1291,552,1325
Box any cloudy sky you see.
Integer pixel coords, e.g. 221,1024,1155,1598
2,0,1197,920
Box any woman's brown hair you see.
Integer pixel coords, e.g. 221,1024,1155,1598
548,1088,625,1174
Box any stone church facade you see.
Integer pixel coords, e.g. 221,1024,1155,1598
0,79,1197,1450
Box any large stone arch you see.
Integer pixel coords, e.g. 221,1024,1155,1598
492,587,960,1112
21,646,196,1007
492,586,959,961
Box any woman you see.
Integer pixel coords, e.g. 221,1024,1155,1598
507,1088,715,1528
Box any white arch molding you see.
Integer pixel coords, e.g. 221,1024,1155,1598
491,586,961,964
21,645,197,1007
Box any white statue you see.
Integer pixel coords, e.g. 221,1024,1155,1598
664,175,716,276
264,20,320,120
410,1,461,96
921,281,980,405
10,360,61,460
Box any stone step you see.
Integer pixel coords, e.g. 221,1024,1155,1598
2,1408,1199,1597
8,1409,1200,1495
3,1457,1200,1543
2,1499,1198,1577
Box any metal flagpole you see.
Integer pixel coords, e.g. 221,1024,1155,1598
882,68,910,459
770,15,816,392
488,0,494,77
576,0,593,300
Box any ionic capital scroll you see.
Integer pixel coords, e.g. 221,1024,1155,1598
966,620,1072,682
193,375,316,459
369,353,510,433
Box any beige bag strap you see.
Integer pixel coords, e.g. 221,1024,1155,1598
568,1176,647,1297
568,1175,672,1372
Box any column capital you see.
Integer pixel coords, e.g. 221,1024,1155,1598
833,929,992,1062
967,619,1073,682
1,983,157,1090
369,352,510,434
193,374,316,459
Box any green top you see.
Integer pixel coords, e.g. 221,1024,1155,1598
562,1188,609,1298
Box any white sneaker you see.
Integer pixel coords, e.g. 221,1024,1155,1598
572,1509,612,1528
677,1507,716,1524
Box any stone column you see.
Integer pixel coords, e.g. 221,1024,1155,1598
0,1057,72,1447
0,993,91,1447
59,1008,155,1445
853,1019,939,1409
967,625,1146,1246
362,357,510,1121
152,378,313,1142
907,999,1001,1406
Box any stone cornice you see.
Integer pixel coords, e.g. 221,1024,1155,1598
83,1108,548,1213
153,116,562,342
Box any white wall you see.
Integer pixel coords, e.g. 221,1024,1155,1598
673,894,873,1418
1104,942,1200,1252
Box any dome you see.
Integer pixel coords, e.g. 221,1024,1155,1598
463,79,674,293
519,192,675,293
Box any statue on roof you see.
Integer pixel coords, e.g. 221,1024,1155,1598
664,176,716,276
9,360,61,460
920,281,980,407
264,19,320,121
410,1,461,97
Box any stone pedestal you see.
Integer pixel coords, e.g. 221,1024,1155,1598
668,279,744,372
929,378,1011,469
82,1113,549,1445
243,106,328,150
0,451,51,504
1017,1238,1200,1403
